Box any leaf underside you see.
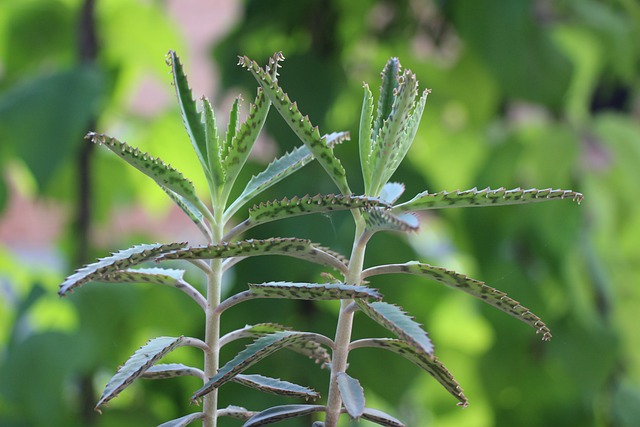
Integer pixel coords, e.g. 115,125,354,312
337,372,365,419
248,281,381,301
59,242,186,296
96,336,184,409
157,412,205,427
233,374,320,399
356,300,433,355
159,238,347,273
242,404,325,427
219,405,257,420
142,363,203,380
363,208,419,233
393,187,584,213
362,261,552,340
361,408,406,427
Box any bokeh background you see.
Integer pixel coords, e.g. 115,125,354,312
1,0,639,426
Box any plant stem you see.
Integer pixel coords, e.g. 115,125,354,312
324,218,370,426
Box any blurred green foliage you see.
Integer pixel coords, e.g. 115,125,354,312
1,0,640,426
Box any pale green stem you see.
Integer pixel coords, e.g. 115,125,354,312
324,215,370,427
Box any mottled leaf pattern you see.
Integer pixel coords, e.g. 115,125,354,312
363,208,419,233
373,58,400,139
361,408,406,427
202,97,224,188
233,374,320,399
238,54,351,195
96,337,184,409
243,405,325,427
359,83,375,187
59,242,186,296
356,300,434,355
337,372,365,419
142,363,204,380
362,261,552,340
393,187,584,213
248,281,381,301
159,238,347,273
157,412,205,427
351,338,467,407
192,331,325,401
219,405,257,420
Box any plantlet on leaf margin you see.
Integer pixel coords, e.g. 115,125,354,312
60,50,582,427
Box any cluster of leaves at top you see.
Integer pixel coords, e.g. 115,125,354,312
59,51,583,427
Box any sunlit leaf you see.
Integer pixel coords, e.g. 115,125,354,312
359,83,374,187
233,374,320,399
248,281,381,301
337,372,365,419
157,412,205,427
393,187,584,213
96,336,184,409
59,242,186,296
243,404,325,427
362,261,553,340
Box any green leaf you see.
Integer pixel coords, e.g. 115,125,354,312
225,95,241,151
363,208,419,233
88,133,204,210
59,242,186,296
166,50,208,172
159,238,347,273
202,97,224,189
359,83,375,187
362,261,552,340
233,374,320,399
96,336,184,409
219,405,257,420
243,405,325,427
192,331,325,401
361,408,406,427
142,363,204,380
337,372,365,420
393,187,584,214
238,54,351,195
356,300,434,355
225,131,349,221
351,338,467,407
373,58,401,139
248,281,381,301
157,412,205,427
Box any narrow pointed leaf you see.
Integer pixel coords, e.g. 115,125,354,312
233,374,320,399
159,238,347,273
59,242,186,296
219,405,257,420
387,88,428,177
393,187,584,214
359,83,374,187
362,408,406,427
363,208,419,233
356,300,433,355
225,95,241,152
246,194,387,230
96,336,184,409
248,281,381,301
351,338,467,406
225,131,349,220
243,405,325,427
167,50,207,170
238,55,351,195
220,324,331,365
373,58,400,138
362,261,552,340
88,133,203,208
337,372,365,419
192,331,325,401
202,97,224,187
157,412,205,427
142,363,204,380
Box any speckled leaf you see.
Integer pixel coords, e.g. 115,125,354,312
192,331,324,401
96,336,184,409
373,58,400,139
355,300,433,355
248,281,381,301
142,363,203,380
238,55,351,195
362,261,552,340
219,405,257,420
233,374,320,399
363,208,419,233
167,50,207,171
157,412,205,427
361,408,406,427
59,242,186,296
88,133,204,209
359,83,374,187
159,238,347,273
220,324,331,365
351,338,467,407
393,187,584,214
246,194,386,230
202,97,224,188
337,372,365,419
225,95,241,151
225,132,349,220
243,405,325,427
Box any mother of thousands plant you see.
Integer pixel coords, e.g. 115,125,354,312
59,51,583,427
